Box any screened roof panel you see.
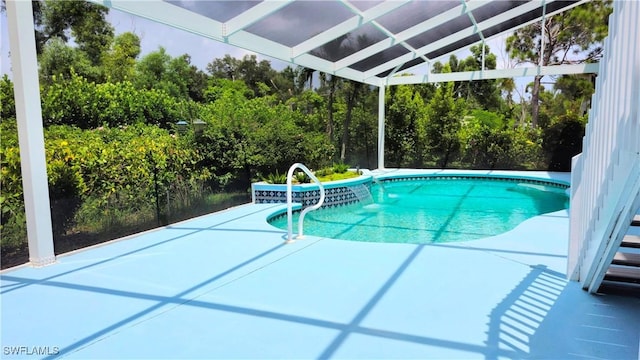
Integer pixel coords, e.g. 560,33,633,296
471,1,527,24
244,1,354,47
310,23,386,62
405,14,474,49
546,1,582,14
346,0,384,12
480,2,563,40
166,0,261,23
479,0,581,40
426,34,482,59
96,0,592,85
374,1,458,35
350,43,411,72
377,57,426,78
481,21,517,41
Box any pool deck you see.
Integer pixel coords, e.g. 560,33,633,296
1,170,639,359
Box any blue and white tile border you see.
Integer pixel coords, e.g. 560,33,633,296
251,174,373,209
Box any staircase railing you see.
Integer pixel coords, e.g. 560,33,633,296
568,0,640,292
585,171,640,293
286,163,325,243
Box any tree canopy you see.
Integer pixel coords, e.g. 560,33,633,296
507,0,612,127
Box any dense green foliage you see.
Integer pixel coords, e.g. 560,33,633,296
0,0,607,266
423,66,464,168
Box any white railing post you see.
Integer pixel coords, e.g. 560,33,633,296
286,163,325,243
567,153,583,281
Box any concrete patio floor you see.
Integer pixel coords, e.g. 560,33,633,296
1,171,639,359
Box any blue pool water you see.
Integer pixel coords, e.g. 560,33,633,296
269,177,569,244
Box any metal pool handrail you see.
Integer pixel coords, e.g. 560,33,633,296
286,163,325,243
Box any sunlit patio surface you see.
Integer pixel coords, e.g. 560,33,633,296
2,170,639,359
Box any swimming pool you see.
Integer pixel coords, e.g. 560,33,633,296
269,176,569,244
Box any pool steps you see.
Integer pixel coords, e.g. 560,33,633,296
599,212,640,294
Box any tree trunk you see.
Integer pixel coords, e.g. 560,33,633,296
307,70,313,90
530,75,543,128
520,97,527,127
326,76,336,142
340,83,360,162
441,150,450,169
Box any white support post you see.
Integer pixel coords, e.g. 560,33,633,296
377,84,386,170
539,1,547,67
7,0,56,266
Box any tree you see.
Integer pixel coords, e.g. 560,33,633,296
37,0,114,65
134,48,207,101
386,85,425,167
423,64,463,168
554,74,595,116
498,78,516,107
458,45,501,110
298,67,316,91
206,54,278,98
135,47,172,91
102,32,141,83
38,37,97,84
23,0,115,83
433,45,501,111
340,80,363,162
269,66,297,102
0,75,15,123
207,55,241,80
342,87,377,168
506,0,612,127
314,35,350,144
543,114,585,171
166,55,208,102
458,108,543,169
323,73,340,143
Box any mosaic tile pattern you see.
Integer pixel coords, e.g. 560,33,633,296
378,175,569,189
253,185,370,209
